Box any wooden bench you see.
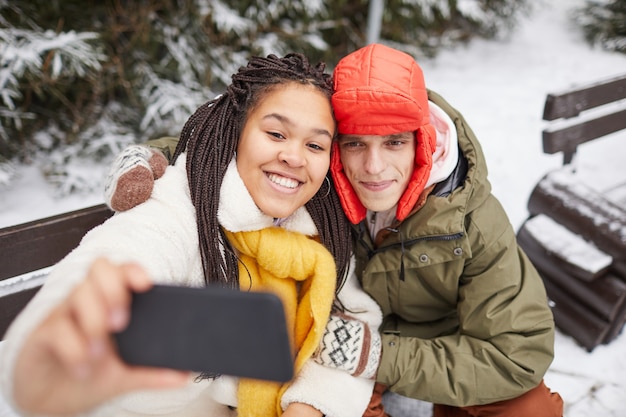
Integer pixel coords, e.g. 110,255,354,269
0,204,113,339
517,73,626,351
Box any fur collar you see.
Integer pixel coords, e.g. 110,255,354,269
217,158,319,236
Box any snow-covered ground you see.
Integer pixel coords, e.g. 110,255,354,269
1,0,626,416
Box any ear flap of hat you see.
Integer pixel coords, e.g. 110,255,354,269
330,142,367,224
396,124,437,221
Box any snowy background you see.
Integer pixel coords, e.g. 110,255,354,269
1,0,626,416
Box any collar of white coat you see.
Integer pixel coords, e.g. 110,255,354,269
217,157,318,236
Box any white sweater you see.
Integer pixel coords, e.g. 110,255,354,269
0,156,382,417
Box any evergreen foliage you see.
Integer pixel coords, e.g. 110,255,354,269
1,0,529,194
575,0,626,53
371,0,531,57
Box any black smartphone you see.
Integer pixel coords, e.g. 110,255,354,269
114,284,294,383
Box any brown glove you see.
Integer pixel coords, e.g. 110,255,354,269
104,145,168,212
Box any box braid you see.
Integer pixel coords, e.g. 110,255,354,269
171,53,352,294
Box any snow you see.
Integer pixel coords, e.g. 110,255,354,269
1,0,626,415
525,213,613,274
0,268,49,297
537,170,626,244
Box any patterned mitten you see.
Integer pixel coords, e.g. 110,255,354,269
313,311,381,379
104,145,168,212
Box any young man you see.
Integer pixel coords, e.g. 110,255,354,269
328,43,563,417
105,44,563,417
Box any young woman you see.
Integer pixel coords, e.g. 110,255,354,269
0,54,381,417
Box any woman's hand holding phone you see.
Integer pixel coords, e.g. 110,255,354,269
12,258,189,416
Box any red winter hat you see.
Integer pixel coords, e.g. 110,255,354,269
330,43,437,224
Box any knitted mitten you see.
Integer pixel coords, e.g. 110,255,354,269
104,145,168,212
313,312,381,379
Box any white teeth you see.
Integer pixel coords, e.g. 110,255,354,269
268,173,299,189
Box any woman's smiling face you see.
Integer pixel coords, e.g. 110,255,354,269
236,82,335,219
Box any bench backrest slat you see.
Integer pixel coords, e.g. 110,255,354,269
541,73,626,164
0,204,113,281
1,204,112,339
0,288,41,339
542,108,626,162
543,74,626,120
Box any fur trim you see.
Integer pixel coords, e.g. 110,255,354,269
218,158,318,235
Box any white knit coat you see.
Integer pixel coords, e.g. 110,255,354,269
0,156,382,417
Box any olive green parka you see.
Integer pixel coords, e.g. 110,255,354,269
352,90,555,407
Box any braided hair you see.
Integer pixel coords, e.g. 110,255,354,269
171,53,352,294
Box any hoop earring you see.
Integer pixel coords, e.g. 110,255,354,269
322,176,331,198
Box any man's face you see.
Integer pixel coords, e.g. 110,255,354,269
337,132,416,212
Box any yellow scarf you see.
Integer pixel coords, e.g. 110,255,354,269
224,227,337,417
